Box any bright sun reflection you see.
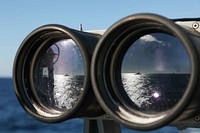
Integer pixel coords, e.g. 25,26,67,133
153,92,160,98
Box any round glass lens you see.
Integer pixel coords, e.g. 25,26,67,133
121,33,191,114
33,39,85,112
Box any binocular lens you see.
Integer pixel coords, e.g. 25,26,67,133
90,13,199,128
33,39,85,111
121,33,191,115
13,24,103,123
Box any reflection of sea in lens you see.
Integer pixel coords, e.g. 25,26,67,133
121,73,190,114
121,33,191,114
33,39,84,112
53,75,84,110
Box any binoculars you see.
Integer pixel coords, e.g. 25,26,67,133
13,13,200,131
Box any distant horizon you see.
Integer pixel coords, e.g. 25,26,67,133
0,76,12,78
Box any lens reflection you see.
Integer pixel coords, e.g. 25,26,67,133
33,39,84,111
121,33,191,114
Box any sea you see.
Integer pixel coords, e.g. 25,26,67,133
121,73,189,114
0,77,200,133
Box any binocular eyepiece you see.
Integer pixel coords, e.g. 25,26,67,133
13,13,200,130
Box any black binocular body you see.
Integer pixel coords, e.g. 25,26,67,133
13,13,200,131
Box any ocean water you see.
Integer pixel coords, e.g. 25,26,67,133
121,73,189,114
0,78,199,133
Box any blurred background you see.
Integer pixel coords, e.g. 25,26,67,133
1,0,200,132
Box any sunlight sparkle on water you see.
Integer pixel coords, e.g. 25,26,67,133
153,92,160,98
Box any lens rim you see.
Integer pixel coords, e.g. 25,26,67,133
13,25,92,123
91,13,200,130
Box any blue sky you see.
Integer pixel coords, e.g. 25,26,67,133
1,0,200,77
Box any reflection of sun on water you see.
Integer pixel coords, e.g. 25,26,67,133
53,75,83,110
153,92,160,98
121,73,152,108
121,73,189,114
